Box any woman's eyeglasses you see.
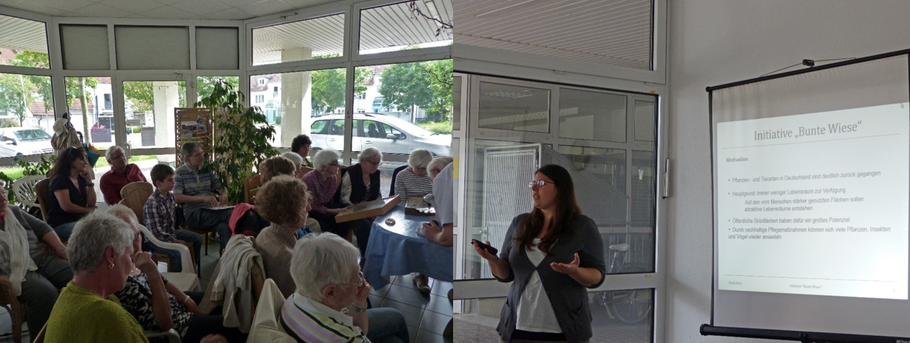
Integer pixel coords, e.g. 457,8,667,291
528,180,554,188
338,271,365,288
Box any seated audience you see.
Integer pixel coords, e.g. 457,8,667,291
45,212,148,342
0,188,71,334
109,205,245,343
173,142,232,253
280,152,307,178
291,134,314,168
302,150,349,238
100,145,148,205
144,163,202,272
46,146,97,240
45,212,228,343
393,149,434,200
338,148,383,256
423,157,455,248
394,149,435,292
259,156,297,183
261,155,320,235
282,233,409,343
253,175,311,296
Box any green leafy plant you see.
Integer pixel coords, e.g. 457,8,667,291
194,79,278,204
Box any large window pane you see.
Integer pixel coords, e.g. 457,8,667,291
252,13,345,66
355,60,453,157
64,77,113,150
250,68,342,151
478,82,549,133
0,14,48,69
359,0,453,55
559,88,627,143
455,292,653,343
0,72,54,159
123,80,186,149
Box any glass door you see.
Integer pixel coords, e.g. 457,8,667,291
453,74,661,343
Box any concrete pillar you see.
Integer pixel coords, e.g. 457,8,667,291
280,47,313,147
152,81,178,150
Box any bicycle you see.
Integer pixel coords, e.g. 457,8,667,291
598,243,653,324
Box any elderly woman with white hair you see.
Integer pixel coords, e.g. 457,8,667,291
338,147,383,256
44,211,149,342
280,151,307,178
282,232,409,343
43,212,231,343
302,150,349,238
393,149,434,201
107,205,244,343
99,145,148,205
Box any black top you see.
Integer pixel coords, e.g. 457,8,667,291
47,174,88,228
336,163,381,204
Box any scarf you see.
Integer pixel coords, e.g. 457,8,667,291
0,207,38,296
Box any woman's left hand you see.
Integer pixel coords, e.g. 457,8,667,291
550,252,580,276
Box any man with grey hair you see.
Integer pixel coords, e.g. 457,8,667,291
423,157,454,247
99,145,147,205
174,142,232,253
282,232,409,343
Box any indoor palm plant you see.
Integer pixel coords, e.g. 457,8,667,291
195,79,278,204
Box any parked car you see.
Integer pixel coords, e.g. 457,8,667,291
0,127,55,157
309,113,451,156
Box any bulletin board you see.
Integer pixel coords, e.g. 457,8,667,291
174,107,214,167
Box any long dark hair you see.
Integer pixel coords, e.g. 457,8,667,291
515,164,582,254
49,146,85,178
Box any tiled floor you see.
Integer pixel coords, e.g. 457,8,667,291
369,273,453,343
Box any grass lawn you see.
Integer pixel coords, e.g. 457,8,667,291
0,154,158,181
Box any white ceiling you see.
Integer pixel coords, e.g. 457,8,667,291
0,0,338,20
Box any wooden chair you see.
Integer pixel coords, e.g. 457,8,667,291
0,275,24,343
34,179,50,224
119,181,153,224
12,175,45,213
30,322,46,343
244,174,262,204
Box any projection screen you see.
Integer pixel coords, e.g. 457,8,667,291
709,51,910,339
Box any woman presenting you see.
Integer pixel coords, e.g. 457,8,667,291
474,164,606,343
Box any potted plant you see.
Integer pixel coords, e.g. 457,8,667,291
195,79,278,204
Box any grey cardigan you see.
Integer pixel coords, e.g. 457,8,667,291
495,213,606,343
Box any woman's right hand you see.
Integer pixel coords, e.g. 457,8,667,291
132,251,158,275
473,240,499,261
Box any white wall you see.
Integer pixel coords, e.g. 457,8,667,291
667,1,910,342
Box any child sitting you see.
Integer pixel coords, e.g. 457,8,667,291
143,164,202,272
